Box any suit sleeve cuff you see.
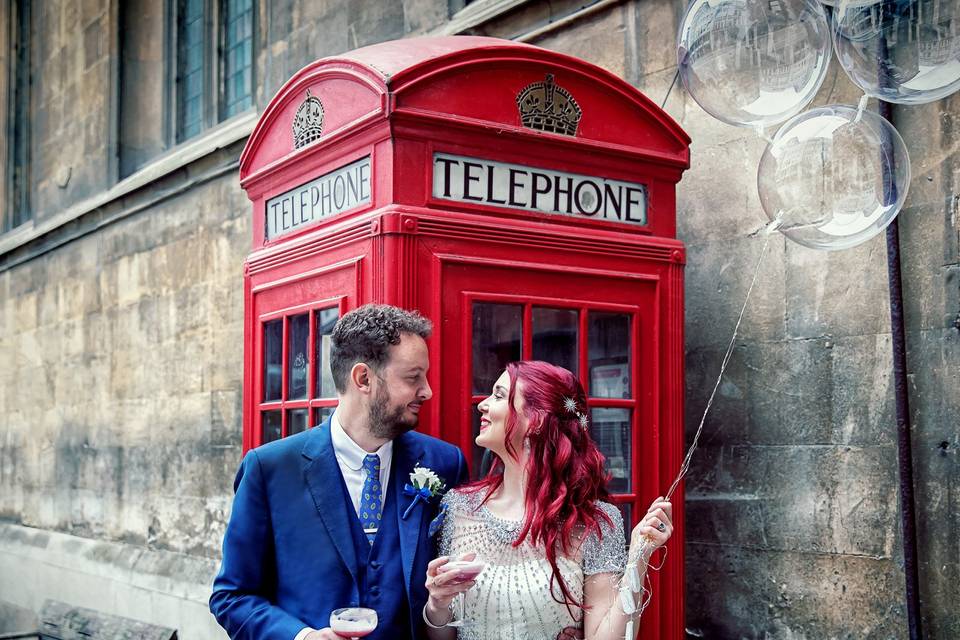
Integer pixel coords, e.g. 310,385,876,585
294,627,316,640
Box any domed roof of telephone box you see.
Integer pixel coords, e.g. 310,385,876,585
240,36,690,184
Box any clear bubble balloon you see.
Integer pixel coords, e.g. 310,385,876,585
758,104,911,251
834,0,960,105
677,0,833,129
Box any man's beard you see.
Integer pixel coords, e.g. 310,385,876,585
368,382,418,440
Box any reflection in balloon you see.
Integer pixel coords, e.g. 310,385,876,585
677,0,832,128
758,104,911,250
834,0,960,105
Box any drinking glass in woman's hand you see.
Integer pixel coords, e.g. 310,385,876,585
425,553,485,626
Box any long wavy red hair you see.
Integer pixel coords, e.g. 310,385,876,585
462,360,613,610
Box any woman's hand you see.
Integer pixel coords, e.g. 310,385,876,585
629,497,673,556
424,553,478,625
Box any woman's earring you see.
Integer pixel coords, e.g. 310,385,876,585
523,437,531,451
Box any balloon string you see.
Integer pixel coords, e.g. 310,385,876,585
626,224,777,634
661,69,680,109
663,228,776,502
854,94,870,123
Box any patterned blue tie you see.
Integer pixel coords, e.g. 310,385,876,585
359,454,382,545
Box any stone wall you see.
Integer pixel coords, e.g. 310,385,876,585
32,1,115,217
0,0,957,637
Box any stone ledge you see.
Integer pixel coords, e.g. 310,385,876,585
0,523,226,640
0,112,257,260
426,0,533,36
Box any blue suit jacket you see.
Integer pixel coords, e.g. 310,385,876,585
210,419,469,639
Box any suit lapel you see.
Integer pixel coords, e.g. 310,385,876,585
392,432,425,598
302,421,359,584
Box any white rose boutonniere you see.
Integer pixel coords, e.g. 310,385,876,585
402,465,446,520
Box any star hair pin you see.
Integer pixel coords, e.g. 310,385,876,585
562,396,590,429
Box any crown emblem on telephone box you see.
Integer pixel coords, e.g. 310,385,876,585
293,89,324,149
516,74,582,137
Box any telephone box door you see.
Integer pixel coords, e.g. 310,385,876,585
437,257,671,635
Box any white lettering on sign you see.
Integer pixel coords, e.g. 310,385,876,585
266,156,371,239
432,153,647,226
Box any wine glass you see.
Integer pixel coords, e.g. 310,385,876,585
329,607,378,639
439,558,486,627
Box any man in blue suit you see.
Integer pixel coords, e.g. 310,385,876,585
211,304,469,639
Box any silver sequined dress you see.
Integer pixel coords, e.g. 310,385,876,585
438,488,627,640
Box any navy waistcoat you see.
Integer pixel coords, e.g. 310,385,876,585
341,473,411,638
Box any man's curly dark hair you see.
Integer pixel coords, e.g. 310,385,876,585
329,304,432,393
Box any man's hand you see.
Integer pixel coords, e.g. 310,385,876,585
305,629,350,640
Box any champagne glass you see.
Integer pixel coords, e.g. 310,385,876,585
439,558,486,627
330,607,378,639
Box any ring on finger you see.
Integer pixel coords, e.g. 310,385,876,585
656,521,667,532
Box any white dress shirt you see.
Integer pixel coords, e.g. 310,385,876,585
330,409,393,516
295,410,394,640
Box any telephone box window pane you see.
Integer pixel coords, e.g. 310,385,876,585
315,307,339,398
472,303,522,395
591,408,631,494
532,307,578,375
314,406,336,427
287,409,309,436
588,312,631,399
262,411,282,444
264,319,283,401
288,313,309,400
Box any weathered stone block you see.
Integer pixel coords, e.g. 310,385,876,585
784,237,892,340
685,337,837,449
685,494,768,549
625,0,679,80
208,323,243,394
678,136,770,242
686,443,899,558
898,201,960,331
115,252,146,308
829,333,896,447
82,17,102,69
58,275,103,321
402,0,446,35
685,234,787,349
536,6,627,79
890,91,960,208
685,544,906,639
0,599,37,634
210,389,241,447
745,339,834,444
14,290,38,333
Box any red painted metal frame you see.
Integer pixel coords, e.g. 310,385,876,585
239,37,690,639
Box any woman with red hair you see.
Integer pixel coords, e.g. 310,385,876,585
422,360,673,639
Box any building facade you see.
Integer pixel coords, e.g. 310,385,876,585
0,0,957,637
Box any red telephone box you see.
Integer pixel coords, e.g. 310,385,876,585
239,36,690,638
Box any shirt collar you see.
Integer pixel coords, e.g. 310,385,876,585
330,409,393,472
